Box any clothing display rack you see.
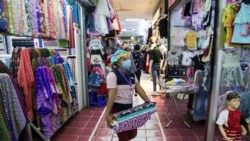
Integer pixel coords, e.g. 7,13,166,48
165,0,216,130
2,47,78,141
0,0,90,140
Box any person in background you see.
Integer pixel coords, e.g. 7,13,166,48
132,44,144,82
132,44,144,96
216,92,248,141
122,41,130,52
149,37,164,95
105,50,150,141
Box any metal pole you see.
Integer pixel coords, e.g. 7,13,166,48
205,0,226,140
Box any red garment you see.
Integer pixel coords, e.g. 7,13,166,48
18,48,35,120
68,8,75,48
225,110,241,131
222,110,242,141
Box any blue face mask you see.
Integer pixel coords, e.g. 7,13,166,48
121,59,131,70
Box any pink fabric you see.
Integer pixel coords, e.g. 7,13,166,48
68,8,75,48
18,48,35,120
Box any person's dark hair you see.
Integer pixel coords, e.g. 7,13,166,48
226,92,240,101
134,44,140,51
122,41,128,46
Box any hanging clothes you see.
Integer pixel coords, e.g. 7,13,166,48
192,70,208,121
18,48,35,120
0,0,7,31
220,52,243,87
0,74,27,141
222,3,240,46
231,3,250,44
35,66,54,138
95,0,111,35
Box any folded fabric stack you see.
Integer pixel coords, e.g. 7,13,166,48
165,78,186,86
110,102,157,133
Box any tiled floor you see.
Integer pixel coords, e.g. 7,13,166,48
33,72,250,141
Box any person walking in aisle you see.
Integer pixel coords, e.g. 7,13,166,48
149,37,164,95
122,41,130,52
132,44,144,96
132,44,144,82
105,50,151,141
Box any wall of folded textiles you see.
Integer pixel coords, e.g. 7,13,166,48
0,0,73,40
0,47,78,140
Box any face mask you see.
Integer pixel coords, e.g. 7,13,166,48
121,59,131,70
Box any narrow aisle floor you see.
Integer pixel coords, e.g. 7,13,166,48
89,72,166,141
35,72,250,141
47,72,166,141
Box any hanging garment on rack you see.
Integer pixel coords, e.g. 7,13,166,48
35,66,54,138
18,48,35,120
46,66,61,132
52,66,67,103
222,3,240,46
172,29,185,47
191,54,205,70
0,0,7,31
220,52,244,87
231,3,250,44
167,50,179,66
239,91,250,119
10,48,22,81
0,109,12,141
0,60,27,118
63,62,78,111
192,70,208,121
95,0,111,35
185,67,195,84
56,64,73,120
181,50,194,66
158,17,168,38
0,74,27,141
185,30,199,49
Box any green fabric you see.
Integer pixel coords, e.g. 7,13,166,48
0,90,12,141
52,66,68,103
57,40,69,48
149,47,163,64
117,106,156,122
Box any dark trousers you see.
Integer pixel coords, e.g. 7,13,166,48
135,71,141,82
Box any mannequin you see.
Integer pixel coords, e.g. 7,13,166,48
216,92,248,141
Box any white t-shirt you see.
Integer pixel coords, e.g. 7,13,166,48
216,110,229,127
106,72,138,104
182,51,194,66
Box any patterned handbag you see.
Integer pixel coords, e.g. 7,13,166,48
110,102,157,133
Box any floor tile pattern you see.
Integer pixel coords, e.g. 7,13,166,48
32,72,250,141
